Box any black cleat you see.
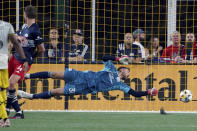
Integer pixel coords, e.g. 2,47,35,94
9,111,24,119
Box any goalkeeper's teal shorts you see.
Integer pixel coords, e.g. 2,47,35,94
63,68,92,95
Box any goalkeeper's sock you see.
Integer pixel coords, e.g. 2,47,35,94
33,91,52,99
30,72,50,79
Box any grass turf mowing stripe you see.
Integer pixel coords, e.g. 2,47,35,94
1,112,197,131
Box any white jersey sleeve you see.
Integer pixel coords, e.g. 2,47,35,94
8,23,15,35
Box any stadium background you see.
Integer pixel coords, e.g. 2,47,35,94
0,0,197,111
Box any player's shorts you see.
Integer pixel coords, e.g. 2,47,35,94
8,55,31,81
63,68,92,95
0,69,9,89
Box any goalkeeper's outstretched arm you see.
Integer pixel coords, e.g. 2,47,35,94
128,88,157,97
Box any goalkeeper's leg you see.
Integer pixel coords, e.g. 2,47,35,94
18,88,64,100
25,71,64,80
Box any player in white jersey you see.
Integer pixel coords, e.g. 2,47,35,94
0,20,27,127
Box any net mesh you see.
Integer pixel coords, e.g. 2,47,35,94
0,0,197,111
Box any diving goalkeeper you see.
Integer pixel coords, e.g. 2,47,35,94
17,56,157,99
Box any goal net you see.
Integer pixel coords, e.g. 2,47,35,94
1,0,197,111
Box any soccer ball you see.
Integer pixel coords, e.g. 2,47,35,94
180,90,192,103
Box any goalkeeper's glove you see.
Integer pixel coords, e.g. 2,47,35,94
148,87,158,96
116,56,129,65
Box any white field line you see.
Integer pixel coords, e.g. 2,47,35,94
9,110,197,113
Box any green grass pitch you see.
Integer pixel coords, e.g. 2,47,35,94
1,112,197,131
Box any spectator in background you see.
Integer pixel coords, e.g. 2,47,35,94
133,29,146,60
44,28,63,63
181,33,197,63
116,33,141,63
161,31,184,63
146,36,163,61
67,29,89,62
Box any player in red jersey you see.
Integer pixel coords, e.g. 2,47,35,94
6,5,45,119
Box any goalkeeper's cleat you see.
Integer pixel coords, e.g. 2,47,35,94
17,90,33,99
148,87,158,96
24,73,30,79
9,111,24,119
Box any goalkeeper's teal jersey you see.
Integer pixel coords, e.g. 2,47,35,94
64,60,131,95
85,60,131,93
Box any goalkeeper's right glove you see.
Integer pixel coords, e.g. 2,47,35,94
148,87,158,96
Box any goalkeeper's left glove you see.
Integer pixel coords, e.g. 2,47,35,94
116,56,129,65
148,87,158,96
